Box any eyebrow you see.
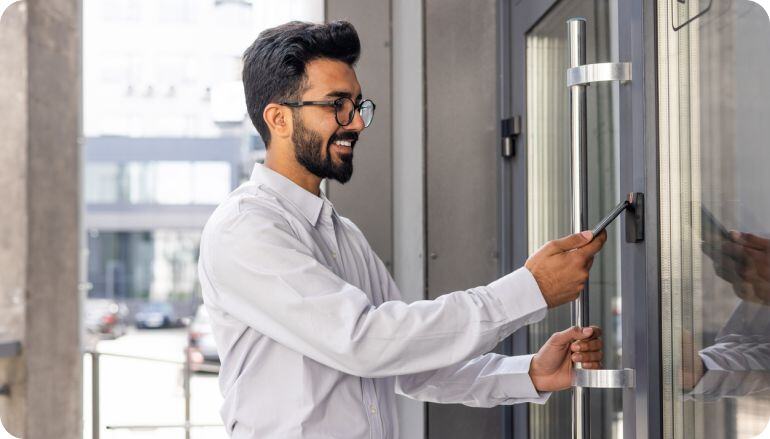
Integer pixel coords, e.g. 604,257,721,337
325,90,363,101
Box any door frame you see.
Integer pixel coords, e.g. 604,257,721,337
497,0,662,437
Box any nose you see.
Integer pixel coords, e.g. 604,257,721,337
344,109,366,132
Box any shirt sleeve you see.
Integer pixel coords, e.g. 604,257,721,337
394,353,551,407
199,207,548,379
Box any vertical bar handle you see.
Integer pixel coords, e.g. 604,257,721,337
567,17,590,439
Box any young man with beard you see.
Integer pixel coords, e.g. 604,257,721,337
198,21,608,438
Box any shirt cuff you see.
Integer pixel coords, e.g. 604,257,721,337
487,267,548,326
499,354,552,405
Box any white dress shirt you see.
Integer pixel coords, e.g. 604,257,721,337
198,163,550,439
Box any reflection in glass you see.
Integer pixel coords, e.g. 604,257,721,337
658,0,770,437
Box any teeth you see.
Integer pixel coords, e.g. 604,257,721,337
335,140,352,147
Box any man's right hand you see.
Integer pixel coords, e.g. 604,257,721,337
525,230,607,308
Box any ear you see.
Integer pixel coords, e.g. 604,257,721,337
263,103,293,142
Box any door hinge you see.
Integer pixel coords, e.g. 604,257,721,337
500,116,521,158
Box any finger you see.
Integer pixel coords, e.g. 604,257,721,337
568,326,599,342
578,232,607,257
586,325,602,339
545,231,593,255
580,361,602,369
571,351,603,363
571,338,603,352
720,241,750,262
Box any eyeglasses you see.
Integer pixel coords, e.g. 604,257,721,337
279,97,376,128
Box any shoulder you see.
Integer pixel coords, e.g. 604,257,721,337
202,182,297,242
337,214,367,241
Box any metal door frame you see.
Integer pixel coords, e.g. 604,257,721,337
497,0,662,437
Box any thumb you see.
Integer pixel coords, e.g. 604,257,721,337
549,326,595,346
546,231,593,255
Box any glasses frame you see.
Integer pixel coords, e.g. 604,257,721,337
279,97,376,127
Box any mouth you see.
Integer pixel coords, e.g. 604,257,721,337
330,138,355,154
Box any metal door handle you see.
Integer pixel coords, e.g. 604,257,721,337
567,16,635,439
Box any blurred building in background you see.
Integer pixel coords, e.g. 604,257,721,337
81,0,322,309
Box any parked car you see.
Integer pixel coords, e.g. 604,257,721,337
134,302,182,329
84,299,128,339
187,305,220,373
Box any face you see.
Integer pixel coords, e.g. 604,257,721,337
291,58,365,184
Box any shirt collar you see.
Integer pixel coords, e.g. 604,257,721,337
250,163,333,227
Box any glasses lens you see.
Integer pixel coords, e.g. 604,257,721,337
360,100,374,127
335,98,355,126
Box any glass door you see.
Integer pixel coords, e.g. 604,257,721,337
525,1,622,438
503,0,662,435
505,0,633,437
657,0,770,437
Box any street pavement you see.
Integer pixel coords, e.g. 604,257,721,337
83,327,226,439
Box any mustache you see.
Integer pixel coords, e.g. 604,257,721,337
329,132,359,145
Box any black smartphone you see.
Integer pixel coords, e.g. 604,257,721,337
701,205,731,242
591,200,629,238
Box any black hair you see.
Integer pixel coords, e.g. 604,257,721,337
242,21,361,146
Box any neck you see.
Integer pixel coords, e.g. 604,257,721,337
264,149,323,197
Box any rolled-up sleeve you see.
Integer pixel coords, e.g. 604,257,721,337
199,207,548,379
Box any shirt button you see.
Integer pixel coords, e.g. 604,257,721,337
369,404,377,414
331,252,337,259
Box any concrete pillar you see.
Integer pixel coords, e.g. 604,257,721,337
0,0,82,437
0,1,29,434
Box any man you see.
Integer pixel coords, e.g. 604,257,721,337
198,20,607,438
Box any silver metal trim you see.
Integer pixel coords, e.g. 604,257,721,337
572,368,636,389
567,62,632,87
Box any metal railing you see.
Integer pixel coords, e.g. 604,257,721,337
86,348,222,439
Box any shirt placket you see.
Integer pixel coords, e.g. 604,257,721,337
362,377,384,439
320,203,384,438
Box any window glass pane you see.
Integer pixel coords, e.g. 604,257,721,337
126,161,156,204
85,163,121,203
525,0,622,437
658,0,770,437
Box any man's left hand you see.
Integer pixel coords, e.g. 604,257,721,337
529,326,603,392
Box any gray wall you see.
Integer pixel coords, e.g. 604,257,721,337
325,0,394,271
425,0,502,437
325,1,426,437
326,0,502,437
0,0,82,437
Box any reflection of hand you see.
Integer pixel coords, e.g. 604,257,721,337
704,231,770,306
525,231,607,308
529,326,603,392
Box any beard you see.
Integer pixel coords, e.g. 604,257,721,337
292,112,356,184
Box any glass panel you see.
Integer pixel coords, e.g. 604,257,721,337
85,162,122,203
525,0,622,437
657,0,770,437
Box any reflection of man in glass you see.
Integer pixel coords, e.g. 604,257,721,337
198,20,609,438
693,214,770,401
